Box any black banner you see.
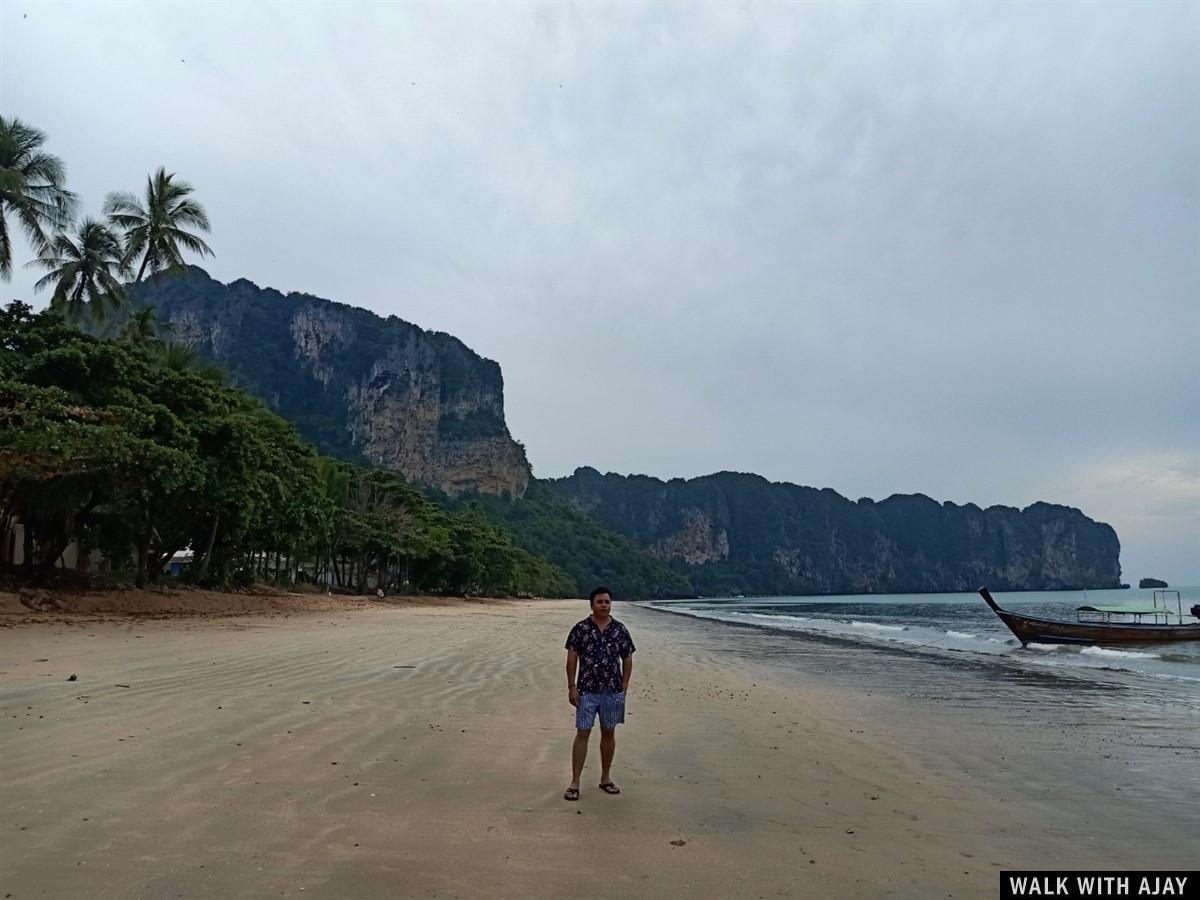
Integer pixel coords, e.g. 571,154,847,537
1001,873,1198,899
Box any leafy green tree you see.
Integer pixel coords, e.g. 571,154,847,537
319,465,449,592
0,366,198,581
30,218,129,323
1,304,234,583
468,481,692,598
104,167,213,282
226,410,332,586
15,331,206,583
0,116,77,279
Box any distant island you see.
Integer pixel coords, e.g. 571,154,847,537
545,468,1123,596
1139,578,1168,589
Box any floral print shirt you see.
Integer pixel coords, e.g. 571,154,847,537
566,617,636,694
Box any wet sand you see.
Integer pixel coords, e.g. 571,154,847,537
1,594,1190,899
639,602,1200,848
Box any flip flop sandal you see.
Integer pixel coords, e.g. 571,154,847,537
598,782,621,794
563,786,580,801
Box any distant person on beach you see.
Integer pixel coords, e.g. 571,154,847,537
375,588,384,600
563,586,636,801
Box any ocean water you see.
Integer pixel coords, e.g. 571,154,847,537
644,587,1200,701
636,586,1200,837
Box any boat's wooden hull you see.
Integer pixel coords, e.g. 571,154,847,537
978,588,1200,646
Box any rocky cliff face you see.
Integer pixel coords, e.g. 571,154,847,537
128,269,530,496
548,468,1122,594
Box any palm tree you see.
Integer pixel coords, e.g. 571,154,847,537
120,305,167,346
105,167,213,281
30,218,129,323
0,116,77,280
158,341,226,383
158,341,201,371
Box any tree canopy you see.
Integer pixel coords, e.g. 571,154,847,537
0,302,573,597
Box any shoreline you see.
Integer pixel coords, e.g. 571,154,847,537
630,602,1199,844
2,596,1193,899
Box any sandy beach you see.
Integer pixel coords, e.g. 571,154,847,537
1,591,1190,899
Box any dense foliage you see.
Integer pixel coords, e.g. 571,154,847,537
463,481,693,599
0,303,572,596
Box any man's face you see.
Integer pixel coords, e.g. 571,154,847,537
590,593,612,617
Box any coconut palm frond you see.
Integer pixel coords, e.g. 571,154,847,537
0,219,11,279
30,218,128,324
119,305,168,347
105,166,213,281
0,116,76,277
159,341,200,372
163,227,214,258
166,198,210,230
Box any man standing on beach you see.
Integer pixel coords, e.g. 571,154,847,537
564,586,635,801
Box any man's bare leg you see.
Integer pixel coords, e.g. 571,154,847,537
599,726,616,785
570,728,591,790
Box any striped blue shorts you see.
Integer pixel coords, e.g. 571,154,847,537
575,691,626,730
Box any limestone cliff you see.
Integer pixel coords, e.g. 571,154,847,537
548,468,1122,594
126,268,530,496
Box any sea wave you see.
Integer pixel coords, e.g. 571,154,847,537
849,621,907,632
1080,646,1159,660
639,598,1200,704
740,612,811,623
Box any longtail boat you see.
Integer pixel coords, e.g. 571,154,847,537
978,587,1200,646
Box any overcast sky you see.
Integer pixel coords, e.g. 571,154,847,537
3,1,1197,582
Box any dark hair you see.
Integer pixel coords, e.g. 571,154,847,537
589,586,613,604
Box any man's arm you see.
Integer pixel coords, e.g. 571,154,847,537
621,655,633,692
566,648,579,707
